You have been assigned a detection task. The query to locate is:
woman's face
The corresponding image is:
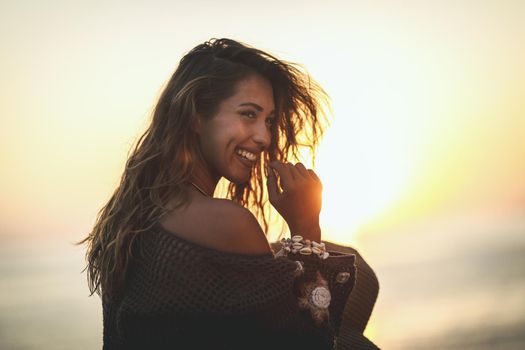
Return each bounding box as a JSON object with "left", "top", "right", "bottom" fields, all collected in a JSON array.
[{"left": 197, "top": 74, "right": 275, "bottom": 185}]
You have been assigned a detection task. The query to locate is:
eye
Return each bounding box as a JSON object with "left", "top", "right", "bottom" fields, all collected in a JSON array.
[
  {"left": 240, "top": 110, "right": 257, "bottom": 119},
  {"left": 266, "top": 117, "right": 275, "bottom": 127}
]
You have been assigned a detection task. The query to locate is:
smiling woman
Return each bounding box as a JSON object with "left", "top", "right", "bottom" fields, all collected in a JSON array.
[
  {"left": 196, "top": 74, "right": 275, "bottom": 186},
  {"left": 79, "top": 38, "right": 379, "bottom": 349}
]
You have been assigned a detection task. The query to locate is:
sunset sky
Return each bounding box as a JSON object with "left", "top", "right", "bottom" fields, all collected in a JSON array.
[
  {"left": 1, "top": 0, "right": 524, "bottom": 244},
  {"left": 1, "top": 1, "right": 525, "bottom": 348}
]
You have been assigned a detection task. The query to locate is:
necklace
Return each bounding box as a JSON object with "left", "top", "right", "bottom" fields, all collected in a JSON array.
[{"left": 190, "top": 182, "right": 211, "bottom": 197}]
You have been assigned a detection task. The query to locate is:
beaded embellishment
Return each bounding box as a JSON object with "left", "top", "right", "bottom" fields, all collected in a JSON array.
[
  {"left": 297, "top": 271, "right": 331, "bottom": 326},
  {"left": 278, "top": 236, "right": 330, "bottom": 259},
  {"left": 335, "top": 271, "right": 351, "bottom": 284}
]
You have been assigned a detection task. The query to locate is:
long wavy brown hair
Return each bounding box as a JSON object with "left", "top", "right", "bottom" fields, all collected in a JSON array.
[{"left": 80, "top": 38, "right": 330, "bottom": 302}]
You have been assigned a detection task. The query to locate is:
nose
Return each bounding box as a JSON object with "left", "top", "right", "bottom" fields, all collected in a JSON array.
[{"left": 252, "top": 120, "right": 271, "bottom": 151}]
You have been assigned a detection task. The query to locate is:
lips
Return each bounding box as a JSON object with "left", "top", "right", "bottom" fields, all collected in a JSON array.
[
  {"left": 235, "top": 151, "right": 255, "bottom": 168},
  {"left": 235, "top": 147, "right": 259, "bottom": 166},
  {"left": 235, "top": 147, "right": 257, "bottom": 161}
]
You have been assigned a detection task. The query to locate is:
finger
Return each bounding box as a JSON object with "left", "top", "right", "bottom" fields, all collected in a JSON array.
[
  {"left": 307, "top": 169, "right": 322, "bottom": 183},
  {"left": 294, "top": 162, "right": 310, "bottom": 179},
  {"left": 266, "top": 166, "right": 280, "bottom": 201},
  {"left": 270, "top": 161, "right": 294, "bottom": 189},
  {"left": 286, "top": 162, "right": 301, "bottom": 180}
]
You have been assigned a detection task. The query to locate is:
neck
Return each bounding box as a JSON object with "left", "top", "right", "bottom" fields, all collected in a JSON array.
[
  {"left": 190, "top": 182, "right": 211, "bottom": 197},
  {"left": 190, "top": 158, "right": 219, "bottom": 198}
]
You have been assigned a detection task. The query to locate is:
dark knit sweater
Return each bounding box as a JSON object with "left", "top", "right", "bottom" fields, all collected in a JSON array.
[{"left": 102, "top": 224, "right": 377, "bottom": 349}]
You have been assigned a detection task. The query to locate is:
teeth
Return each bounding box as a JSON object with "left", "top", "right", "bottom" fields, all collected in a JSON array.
[{"left": 236, "top": 148, "right": 256, "bottom": 161}]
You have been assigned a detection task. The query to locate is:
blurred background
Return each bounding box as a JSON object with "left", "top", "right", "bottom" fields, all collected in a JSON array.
[{"left": 1, "top": 0, "right": 524, "bottom": 348}]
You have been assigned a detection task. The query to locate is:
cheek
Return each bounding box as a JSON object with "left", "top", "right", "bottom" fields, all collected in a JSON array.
[
  {"left": 201, "top": 130, "right": 234, "bottom": 161},
  {"left": 200, "top": 118, "right": 247, "bottom": 158},
  {"left": 224, "top": 123, "right": 248, "bottom": 144}
]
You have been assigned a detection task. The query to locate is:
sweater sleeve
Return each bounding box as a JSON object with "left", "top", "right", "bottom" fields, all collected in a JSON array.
[
  {"left": 281, "top": 249, "right": 357, "bottom": 335},
  {"left": 320, "top": 241, "right": 381, "bottom": 350},
  {"left": 271, "top": 240, "right": 381, "bottom": 350},
  {"left": 198, "top": 245, "right": 357, "bottom": 348}
]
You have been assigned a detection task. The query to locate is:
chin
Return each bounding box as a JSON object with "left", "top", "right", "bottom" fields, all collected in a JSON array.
[{"left": 226, "top": 171, "right": 252, "bottom": 186}]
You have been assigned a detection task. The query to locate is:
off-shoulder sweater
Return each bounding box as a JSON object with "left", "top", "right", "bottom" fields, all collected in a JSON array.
[{"left": 102, "top": 224, "right": 379, "bottom": 349}]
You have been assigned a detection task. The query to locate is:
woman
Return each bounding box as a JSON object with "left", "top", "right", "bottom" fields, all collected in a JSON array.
[{"left": 81, "top": 38, "right": 379, "bottom": 349}]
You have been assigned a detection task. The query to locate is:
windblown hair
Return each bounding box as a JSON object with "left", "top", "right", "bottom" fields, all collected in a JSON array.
[{"left": 80, "top": 38, "right": 330, "bottom": 302}]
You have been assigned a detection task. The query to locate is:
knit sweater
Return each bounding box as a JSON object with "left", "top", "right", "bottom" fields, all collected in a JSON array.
[{"left": 102, "top": 224, "right": 379, "bottom": 349}]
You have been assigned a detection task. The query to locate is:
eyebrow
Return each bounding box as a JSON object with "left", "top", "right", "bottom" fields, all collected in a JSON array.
[
  {"left": 238, "top": 102, "right": 275, "bottom": 114},
  {"left": 239, "top": 102, "right": 263, "bottom": 111}
]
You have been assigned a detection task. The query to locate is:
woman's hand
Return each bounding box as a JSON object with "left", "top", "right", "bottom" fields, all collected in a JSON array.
[{"left": 266, "top": 161, "right": 323, "bottom": 242}]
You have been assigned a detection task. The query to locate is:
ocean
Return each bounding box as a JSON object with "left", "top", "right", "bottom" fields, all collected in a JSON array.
[{"left": 1, "top": 208, "right": 524, "bottom": 349}]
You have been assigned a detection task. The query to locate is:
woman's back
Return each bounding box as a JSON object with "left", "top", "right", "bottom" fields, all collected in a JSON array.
[
  {"left": 159, "top": 191, "right": 272, "bottom": 255},
  {"left": 103, "top": 223, "right": 343, "bottom": 349}
]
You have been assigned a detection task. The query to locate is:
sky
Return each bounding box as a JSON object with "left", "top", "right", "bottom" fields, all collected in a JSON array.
[
  {"left": 1, "top": 1, "right": 525, "bottom": 348},
  {"left": 1, "top": 0, "right": 524, "bottom": 245}
]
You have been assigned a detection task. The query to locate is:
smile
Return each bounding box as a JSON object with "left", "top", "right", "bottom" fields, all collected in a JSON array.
[{"left": 236, "top": 148, "right": 257, "bottom": 162}]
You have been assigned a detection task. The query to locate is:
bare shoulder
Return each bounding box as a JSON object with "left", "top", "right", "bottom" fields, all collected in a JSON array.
[
  {"left": 161, "top": 197, "right": 272, "bottom": 256},
  {"left": 204, "top": 199, "right": 272, "bottom": 256}
]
